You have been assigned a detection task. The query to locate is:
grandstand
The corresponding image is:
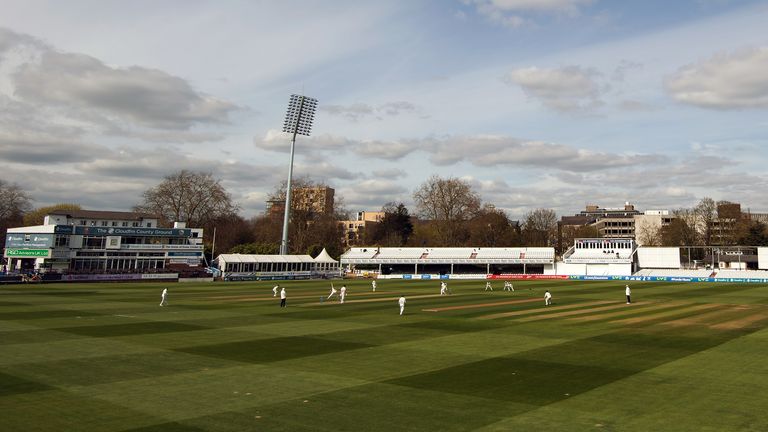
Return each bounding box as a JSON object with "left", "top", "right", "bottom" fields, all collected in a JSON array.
[
  {"left": 339, "top": 243, "right": 767, "bottom": 281},
  {"left": 557, "top": 239, "right": 635, "bottom": 276},
  {"left": 341, "top": 246, "right": 556, "bottom": 277}
]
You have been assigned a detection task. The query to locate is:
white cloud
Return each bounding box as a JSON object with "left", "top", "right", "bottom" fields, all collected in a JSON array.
[
  {"left": 356, "top": 140, "right": 415, "bottom": 160},
  {"left": 321, "top": 100, "right": 417, "bottom": 121},
  {"left": 666, "top": 46, "right": 768, "bottom": 109},
  {"left": 255, "top": 130, "right": 354, "bottom": 154},
  {"left": 506, "top": 66, "right": 604, "bottom": 112},
  {"left": 466, "top": 0, "right": 595, "bottom": 27},
  {"left": 339, "top": 179, "right": 409, "bottom": 209},
  {"left": 13, "top": 50, "right": 239, "bottom": 130},
  {"left": 419, "top": 135, "right": 664, "bottom": 172}
]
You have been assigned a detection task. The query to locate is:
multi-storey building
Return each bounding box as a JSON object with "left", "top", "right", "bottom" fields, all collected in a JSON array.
[
  {"left": 561, "top": 204, "right": 674, "bottom": 245},
  {"left": 3, "top": 210, "right": 203, "bottom": 275},
  {"left": 266, "top": 186, "right": 335, "bottom": 216},
  {"left": 339, "top": 211, "right": 385, "bottom": 246}
]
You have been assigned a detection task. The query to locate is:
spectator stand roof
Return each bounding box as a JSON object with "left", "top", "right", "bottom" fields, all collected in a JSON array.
[{"left": 340, "top": 247, "right": 555, "bottom": 265}]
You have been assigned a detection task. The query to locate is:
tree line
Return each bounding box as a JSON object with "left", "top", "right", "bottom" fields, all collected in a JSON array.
[{"left": 2, "top": 172, "right": 767, "bottom": 260}]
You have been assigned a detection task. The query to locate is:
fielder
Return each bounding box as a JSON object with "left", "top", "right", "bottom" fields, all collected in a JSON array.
[
  {"left": 544, "top": 290, "right": 552, "bottom": 306},
  {"left": 485, "top": 281, "right": 493, "bottom": 291},
  {"left": 371, "top": 280, "right": 377, "bottom": 292},
  {"left": 272, "top": 285, "right": 279, "bottom": 297},
  {"left": 440, "top": 281, "right": 447, "bottom": 296},
  {"left": 280, "top": 287, "right": 287, "bottom": 307},
  {"left": 625, "top": 284, "right": 631, "bottom": 304},
  {"left": 327, "top": 283, "right": 338, "bottom": 300},
  {"left": 159, "top": 288, "right": 168, "bottom": 306},
  {"left": 340, "top": 285, "right": 347, "bottom": 304},
  {"left": 398, "top": 295, "right": 406, "bottom": 316},
  {"left": 503, "top": 281, "right": 514, "bottom": 292}
]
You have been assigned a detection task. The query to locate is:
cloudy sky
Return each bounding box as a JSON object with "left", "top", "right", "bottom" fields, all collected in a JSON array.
[{"left": 1, "top": 0, "right": 767, "bottom": 220}]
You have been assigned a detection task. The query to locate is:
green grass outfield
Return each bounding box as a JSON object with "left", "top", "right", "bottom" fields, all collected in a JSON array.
[{"left": 2, "top": 279, "right": 768, "bottom": 431}]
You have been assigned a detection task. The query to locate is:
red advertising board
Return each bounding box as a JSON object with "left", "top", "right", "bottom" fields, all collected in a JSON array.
[{"left": 487, "top": 274, "right": 568, "bottom": 280}]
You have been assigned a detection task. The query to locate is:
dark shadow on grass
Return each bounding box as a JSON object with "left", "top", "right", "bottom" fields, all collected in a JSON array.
[
  {"left": 387, "top": 324, "right": 762, "bottom": 407},
  {"left": 0, "top": 309, "right": 102, "bottom": 320},
  {"left": 0, "top": 371, "right": 54, "bottom": 397},
  {"left": 55, "top": 321, "right": 210, "bottom": 337},
  {"left": 175, "top": 336, "right": 373, "bottom": 364}
]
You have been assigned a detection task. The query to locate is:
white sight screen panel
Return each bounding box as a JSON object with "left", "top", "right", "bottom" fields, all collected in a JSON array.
[{"left": 637, "top": 247, "right": 681, "bottom": 269}]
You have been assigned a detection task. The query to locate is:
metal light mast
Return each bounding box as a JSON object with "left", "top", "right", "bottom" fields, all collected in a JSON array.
[{"left": 280, "top": 94, "right": 318, "bottom": 255}]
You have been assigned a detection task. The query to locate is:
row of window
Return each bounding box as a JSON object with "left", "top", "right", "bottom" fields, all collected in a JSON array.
[
  {"left": 77, "top": 220, "right": 152, "bottom": 228},
  {"left": 71, "top": 258, "right": 166, "bottom": 271},
  {"left": 76, "top": 251, "right": 166, "bottom": 257},
  {"left": 223, "top": 262, "right": 318, "bottom": 272}
]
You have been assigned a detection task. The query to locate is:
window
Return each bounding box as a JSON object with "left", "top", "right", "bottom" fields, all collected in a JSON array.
[
  {"left": 122, "top": 222, "right": 128, "bottom": 227},
  {"left": 112, "top": 221, "right": 118, "bottom": 226},
  {"left": 146, "top": 223, "right": 152, "bottom": 228},
  {"left": 132, "top": 222, "right": 140, "bottom": 227},
  {"left": 101, "top": 221, "right": 108, "bottom": 226},
  {"left": 80, "top": 220, "right": 86, "bottom": 226}
]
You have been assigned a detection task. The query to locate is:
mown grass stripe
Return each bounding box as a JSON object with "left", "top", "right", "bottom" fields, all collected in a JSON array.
[
  {"left": 422, "top": 297, "right": 541, "bottom": 312},
  {"left": 516, "top": 302, "right": 652, "bottom": 322},
  {"left": 568, "top": 301, "right": 688, "bottom": 322},
  {"left": 476, "top": 300, "right": 615, "bottom": 320},
  {"left": 610, "top": 303, "right": 721, "bottom": 325},
  {"left": 661, "top": 305, "right": 752, "bottom": 327},
  {"left": 710, "top": 311, "right": 768, "bottom": 330}
]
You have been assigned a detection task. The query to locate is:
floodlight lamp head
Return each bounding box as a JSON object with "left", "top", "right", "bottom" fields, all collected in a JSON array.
[{"left": 282, "top": 94, "right": 318, "bottom": 137}]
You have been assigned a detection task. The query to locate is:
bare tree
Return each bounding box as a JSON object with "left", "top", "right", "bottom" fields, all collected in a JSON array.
[
  {"left": 467, "top": 204, "right": 520, "bottom": 247},
  {"left": 522, "top": 208, "right": 557, "bottom": 246},
  {"left": 635, "top": 219, "right": 662, "bottom": 246},
  {"left": 413, "top": 175, "right": 481, "bottom": 246},
  {"left": 134, "top": 170, "right": 239, "bottom": 227},
  {"left": 559, "top": 224, "right": 600, "bottom": 251},
  {"left": 662, "top": 209, "right": 699, "bottom": 246},
  {"left": 0, "top": 180, "right": 32, "bottom": 250},
  {"left": 0, "top": 180, "right": 32, "bottom": 221},
  {"left": 694, "top": 197, "right": 717, "bottom": 245}
]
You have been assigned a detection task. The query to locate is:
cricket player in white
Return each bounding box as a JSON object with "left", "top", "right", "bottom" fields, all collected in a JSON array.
[
  {"left": 625, "top": 285, "right": 631, "bottom": 304},
  {"left": 485, "top": 281, "right": 493, "bottom": 291},
  {"left": 371, "top": 280, "right": 377, "bottom": 292},
  {"left": 280, "top": 287, "right": 287, "bottom": 307},
  {"left": 440, "top": 281, "right": 447, "bottom": 296},
  {"left": 272, "top": 285, "right": 279, "bottom": 297},
  {"left": 327, "top": 283, "right": 338, "bottom": 300},
  {"left": 340, "top": 285, "right": 347, "bottom": 304},
  {"left": 544, "top": 290, "right": 552, "bottom": 306},
  {"left": 159, "top": 288, "right": 168, "bottom": 306},
  {"left": 398, "top": 296, "right": 406, "bottom": 315},
  {"left": 503, "top": 281, "right": 514, "bottom": 292}
]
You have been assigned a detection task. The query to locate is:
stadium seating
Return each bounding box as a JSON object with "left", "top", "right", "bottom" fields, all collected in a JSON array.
[
  {"left": 474, "top": 248, "right": 523, "bottom": 259},
  {"left": 424, "top": 248, "right": 473, "bottom": 259},
  {"left": 633, "top": 269, "right": 712, "bottom": 278},
  {"left": 341, "top": 248, "right": 378, "bottom": 259},
  {"left": 374, "top": 248, "right": 427, "bottom": 259},
  {"left": 714, "top": 269, "right": 768, "bottom": 279},
  {"left": 568, "top": 249, "right": 632, "bottom": 260},
  {"left": 524, "top": 248, "right": 556, "bottom": 260}
]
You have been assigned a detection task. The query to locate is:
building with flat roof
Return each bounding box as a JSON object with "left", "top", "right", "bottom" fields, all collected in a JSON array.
[
  {"left": 339, "top": 211, "right": 384, "bottom": 246},
  {"left": 266, "top": 186, "right": 335, "bottom": 217},
  {"left": 3, "top": 210, "right": 203, "bottom": 275}
]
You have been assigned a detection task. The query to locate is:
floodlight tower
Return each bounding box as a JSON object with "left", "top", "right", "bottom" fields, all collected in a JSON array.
[{"left": 280, "top": 94, "right": 318, "bottom": 255}]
